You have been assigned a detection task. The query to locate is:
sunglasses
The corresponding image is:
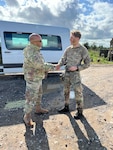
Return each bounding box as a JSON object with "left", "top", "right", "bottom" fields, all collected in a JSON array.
[
  {"left": 38, "top": 40, "right": 42, "bottom": 42},
  {"left": 33, "top": 40, "right": 42, "bottom": 42}
]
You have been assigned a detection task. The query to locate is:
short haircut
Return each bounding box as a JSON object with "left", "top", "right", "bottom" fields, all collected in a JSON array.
[
  {"left": 29, "top": 33, "right": 41, "bottom": 41},
  {"left": 71, "top": 30, "right": 81, "bottom": 39}
]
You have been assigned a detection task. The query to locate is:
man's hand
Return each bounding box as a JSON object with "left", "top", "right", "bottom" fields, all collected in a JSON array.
[
  {"left": 55, "top": 64, "right": 60, "bottom": 70},
  {"left": 68, "top": 66, "right": 78, "bottom": 71}
]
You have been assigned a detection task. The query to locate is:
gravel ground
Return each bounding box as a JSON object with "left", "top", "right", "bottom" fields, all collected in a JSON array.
[{"left": 0, "top": 65, "right": 113, "bottom": 150}]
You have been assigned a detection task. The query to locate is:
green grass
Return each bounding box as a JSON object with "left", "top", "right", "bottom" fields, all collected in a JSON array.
[{"left": 89, "top": 50, "right": 113, "bottom": 64}]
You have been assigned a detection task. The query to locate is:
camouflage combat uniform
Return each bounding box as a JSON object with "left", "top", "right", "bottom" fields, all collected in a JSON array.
[
  {"left": 58, "top": 44, "right": 90, "bottom": 109},
  {"left": 23, "top": 44, "right": 54, "bottom": 114}
]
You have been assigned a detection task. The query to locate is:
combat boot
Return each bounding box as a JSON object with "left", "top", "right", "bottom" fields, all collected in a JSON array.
[
  {"left": 58, "top": 104, "right": 69, "bottom": 113},
  {"left": 35, "top": 105, "right": 49, "bottom": 114},
  {"left": 74, "top": 108, "right": 83, "bottom": 119},
  {"left": 23, "top": 113, "right": 34, "bottom": 128}
]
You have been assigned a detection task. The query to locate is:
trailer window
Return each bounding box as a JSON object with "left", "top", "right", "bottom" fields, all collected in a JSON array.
[
  {"left": 4, "top": 32, "right": 30, "bottom": 50},
  {"left": 40, "top": 34, "right": 62, "bottom": 50},
  {"left": 4, "top": 32, "right": 62, "bottom": 50}
]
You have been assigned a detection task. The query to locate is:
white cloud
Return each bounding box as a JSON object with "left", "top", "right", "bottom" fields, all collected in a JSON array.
[
  {"left": 40, "top": 0, "right": 75, "bottom": 16},
  {"left": 73, "top": 1, "right": 113, "bottom": 47},
  {"left": 1, "top": 0, "right": 77, "bottom": 28},
  {"left": 0, "top": 0, "right": 113, "bottom": 47},
  {"left": 4, "top": 0, "right": 19, "bottom": 7}
]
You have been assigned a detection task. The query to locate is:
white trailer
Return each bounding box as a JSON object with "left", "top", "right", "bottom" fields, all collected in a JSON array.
[{"left": 0, "top": 20, "right": 70, "bottom": 74}]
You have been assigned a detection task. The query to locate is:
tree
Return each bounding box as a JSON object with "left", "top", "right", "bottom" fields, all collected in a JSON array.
[
  {"left": 91, "top": 42, "right": 97, "bottom": 50},
  {"left": 84, "top": 42, "right": 90, "bottom": 49}
]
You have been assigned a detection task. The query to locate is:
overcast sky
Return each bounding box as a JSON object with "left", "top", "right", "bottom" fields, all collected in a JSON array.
[{"left": 0, "top": 0, "right": 113, "bottom": 47}]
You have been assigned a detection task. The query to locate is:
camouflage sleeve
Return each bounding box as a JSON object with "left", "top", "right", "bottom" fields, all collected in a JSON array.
[
  {"left": 28, "top": 56, "right": 45, "bottom": 71},
  {"left": 44, "top": 62, "right": 55, "bottom": 72},
  {"left": 77, "top": 47, "right": 90, "bottom": 71},
  {"left": 58, "top": 48, "right": 68, "bottom": 66},
  {"left": 24, "top": 47, "right": 45, "bottom": 70}
]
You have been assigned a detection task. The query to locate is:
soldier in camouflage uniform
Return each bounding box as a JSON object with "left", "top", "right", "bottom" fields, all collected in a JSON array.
[
  {"left": 56, "top": 30, "right": 90, "bottom": 119},
  {"left": 108, "top": 38, "right": 113, "bottom": 61},
  {"left": 110, "top": 38, "right": 113, "bottom": 49},
  {"left": 23, "top": 33, "right": 55, "bottom": 127}
]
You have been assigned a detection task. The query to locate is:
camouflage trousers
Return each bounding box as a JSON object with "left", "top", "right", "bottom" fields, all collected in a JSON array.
[
  {"left": 64, "top": 71, "right": 83, "bottom": 109},
  {"left": 24, "top": 80, "right": 42, "bottom": 114}
]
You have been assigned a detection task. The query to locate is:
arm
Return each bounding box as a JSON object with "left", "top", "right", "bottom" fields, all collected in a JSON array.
[
  {"left": 44, "top": 62, "right": 55, "bottom": 72},
  {"left": 56, "top": 48, "right": 68, "bottom": 70},
  {"left": 77, "top": 48, "right": 90, "bottom": 71},
  {"left": 68, "top": 47, "right": 90, "bottom": 72}
]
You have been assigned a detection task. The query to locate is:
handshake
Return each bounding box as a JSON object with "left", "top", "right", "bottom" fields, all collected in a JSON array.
[{"left": 54, "top": 64, "right": 60, "bottom": 70}]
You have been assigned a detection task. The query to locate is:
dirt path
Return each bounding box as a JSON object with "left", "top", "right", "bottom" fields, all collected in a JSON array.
[{"left": 0, "top": 65, "right": 113, "bottom": 150}]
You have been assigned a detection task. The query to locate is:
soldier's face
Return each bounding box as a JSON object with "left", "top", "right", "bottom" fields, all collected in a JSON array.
[
  {"left": 70, "top": 34, "right": 79, "bottom": 45},
  {"left": 32, "top": 36, "right": 42, "bottom": 48}
]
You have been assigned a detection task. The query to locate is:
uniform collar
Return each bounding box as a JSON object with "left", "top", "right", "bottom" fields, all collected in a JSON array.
[{"left": 70, "top": 44, "right": 81, "bottom": 49}]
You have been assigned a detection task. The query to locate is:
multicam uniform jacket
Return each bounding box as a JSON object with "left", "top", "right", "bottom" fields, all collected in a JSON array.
[
  {"left": 23, "top": 44, "right": 54, "bottom": 82},
  {"left": 58, "top": 44, "right": 90, "bottom": 71}
]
